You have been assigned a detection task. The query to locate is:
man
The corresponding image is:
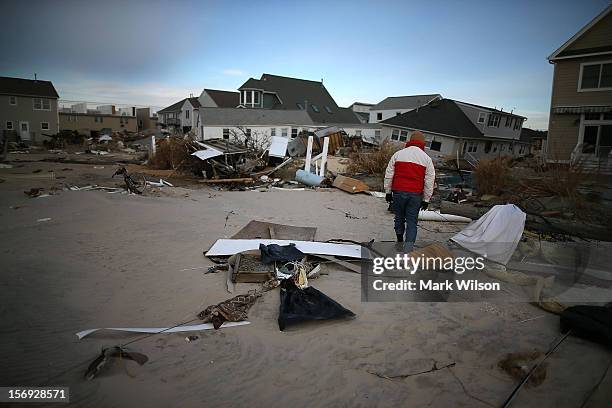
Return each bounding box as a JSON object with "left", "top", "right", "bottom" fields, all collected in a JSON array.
[{"left": 384, "top": 131, "right": 435, "bottom": 251}]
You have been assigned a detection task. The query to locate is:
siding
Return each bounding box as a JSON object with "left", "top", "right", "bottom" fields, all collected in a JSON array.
[
  {"left": 551, "top": 56, "right": 612, "bottom": 107},
  {"left": 566, "top": 12, "right": 612, "bottom": 51},
  {"left": 547, "top": 113, "right": 579, "bottom": 161}
]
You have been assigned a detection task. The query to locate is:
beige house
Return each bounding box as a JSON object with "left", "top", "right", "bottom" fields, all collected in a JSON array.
[
  {"left": 59, "top": 112, "right": 137, "bottom": 136},
  {"left": 0, "top": 76, "right": 59, "bottom": 144},
  {"left": 547, "top": 5, "right": 612, "bottom": 172},
  {"left": 136, "top": 107, "right": 158, "bottom": 131}
]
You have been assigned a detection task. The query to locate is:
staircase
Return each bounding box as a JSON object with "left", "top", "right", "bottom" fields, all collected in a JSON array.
[{"left": 571, "top": 143, "right": 612, "bottom": 174}]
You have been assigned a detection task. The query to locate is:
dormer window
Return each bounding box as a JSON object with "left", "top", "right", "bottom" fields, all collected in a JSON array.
[
  {"left": 311, "top": 104, "right": 320, "bottom": 113},
  {"left": 477, "top": 112, "right": 486, "bottom": 124},
  {"left": 324, "top": 106, "right": 332, "bottom": 114},
  {"left": 240, "top": 90, "right": 262, "bottom": 107}
]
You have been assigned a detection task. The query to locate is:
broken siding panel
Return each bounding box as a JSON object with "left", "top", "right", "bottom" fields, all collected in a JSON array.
[{"left": 551, "top": 57, "right": 612, "bottom": 107}]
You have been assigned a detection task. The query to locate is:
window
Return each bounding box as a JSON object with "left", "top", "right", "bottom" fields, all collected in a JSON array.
[
  {"left": 391, "top": 129, "right": 400, "bottom": 141},
  {"left": 41, "top": 122, "right": 49, "bottom": 130},
  {"left": 377, "top": 112, "right": 383, "bottom": 121},
  {"left": 492, "top": 143, "right": 498, "bottom": 153},
  {"left": 430, "top": 141, "right": 442, "bottom": 151},
  {"left": 505, "top": 116, "right": 513, "bottom": 128},
  {"left": 467, "top": 141, "right": 478, "bottom": 153},
  {"left": 9, "top": 96, "right": 16, "bottom": 105},
  {"left": 6, "top": 121, "right": 13, "bottom": 130},
  {"left": 246, "top": 92, "right": 252, "bottom": 104},
  {"left": 579, "top": 61, "right": 612, "bottom": 90},
  {"left": 245, "top": 128, "right": 252, "bottom": 138},
  {"left": 33, "top": 98, "right": 50, "bottom": 111},
  {"left": 281, "top": 128, "right": 288, "bottom": 137},
  {"left": 399, "top": 130, "right": 408, "bottom": 142},
  {"left": 94, "top": 116, "right": 104, "bottom": 123},
  {"left": 253, "top": 91, "right": 260, "bottom": 105},
  {"left": 477, "top": 112, "right": 486, "bottom": 124},
  {"left": 487, "top": 114, "right": 500, "bottom": 127},
  {"left": 296, "top": 103, "right": 303, "bottom": 110},
  {"left": 185, "top": 110, "right": 190, "bottom": 119},
  {"left": 223, "top": 128, "right": 229, "bottom": 139},
  {"left": 291, "top": 128, "right": 298, "bottom": 138},
  {"left": 500, "top": 144, "right": 506, "bottom": 152},
  {"left": 311, "top": 104, "right": 320, "bottom": 113},
  {"left": 513, "top": 118, "right": 522, "bottom": 130},
  {"left": 355, "top": 130, "right": 362, "bottom": 137},
  {"left": 271, "top": 128, "right": 276, "bottom": 137},
  {"left": 374, "top": 130, "right": 381, "bottom": 139},
  {"left": 324, "top": 106, "right": 332, "bottom": 114}
]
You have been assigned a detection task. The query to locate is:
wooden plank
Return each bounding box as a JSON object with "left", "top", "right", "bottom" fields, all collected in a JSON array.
[{"left": 332, "top": 174, "right": 370, "bottom": 194}]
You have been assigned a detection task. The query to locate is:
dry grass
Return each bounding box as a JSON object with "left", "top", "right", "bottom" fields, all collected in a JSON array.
[
  {"left": 530, "top": 164, "right": 589, "bottom": 198},
  {"left": 346, "top": 140, "right": 401, "bottom": 175},
  {"left": 473, "top": 156, "right": 513, "bottom": 195},
  {"left": 149, "top": 137, "right": 199, "bottom": 172}
]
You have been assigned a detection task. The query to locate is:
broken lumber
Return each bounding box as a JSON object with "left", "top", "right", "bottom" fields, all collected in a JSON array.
[
  {"left": 332, "top": 175, "right": 369, "bottom": 194},
  {"left": 198, "top": 177, "right": 254, "bottom": 184}
]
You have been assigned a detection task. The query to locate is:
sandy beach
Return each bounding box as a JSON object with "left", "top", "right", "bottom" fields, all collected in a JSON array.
[{"left": 0, "top": 158, "right": 610, "bottom": 407}]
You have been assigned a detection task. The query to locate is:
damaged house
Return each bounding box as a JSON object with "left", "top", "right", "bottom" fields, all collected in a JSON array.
[{"left": 379, "top": 98, "right": 530, "bottom": 162}]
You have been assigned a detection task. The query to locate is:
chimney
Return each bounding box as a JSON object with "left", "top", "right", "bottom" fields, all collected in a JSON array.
[{"left": 34, "top": 73, "right": 37, "bottom": 81}]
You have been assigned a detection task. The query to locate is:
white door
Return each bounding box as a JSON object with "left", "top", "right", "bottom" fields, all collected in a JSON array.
[{"left": 19, "top": 121, "right": 30, "bottom": 141}]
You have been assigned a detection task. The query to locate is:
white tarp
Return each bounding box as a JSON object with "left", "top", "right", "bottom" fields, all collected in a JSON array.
[
  {"left": 76, "top": 321, "right": 250, "bottom": 340},
  {"left": 450, "top": 204, "right": 526, "bottom": 265},
  {"left": 269, "top": 136, "right": 289, "bottom": 158},
  {"left": 192, "top": 147, "right": 223, "bottom": 161},
  {"left": 206, "top": 239, "right": 365, "bottom": 258}
]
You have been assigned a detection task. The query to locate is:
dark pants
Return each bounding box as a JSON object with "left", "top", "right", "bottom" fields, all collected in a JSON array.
[{"left": 392, "top": 191, "right": 422, "bottom": 251}]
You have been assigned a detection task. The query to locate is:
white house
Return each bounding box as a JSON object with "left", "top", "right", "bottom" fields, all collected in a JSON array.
[{"left": 369, "top": 94, "right": 441, "bottom": 123}]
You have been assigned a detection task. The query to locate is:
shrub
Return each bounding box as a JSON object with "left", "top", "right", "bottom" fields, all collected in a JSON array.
[
  {"left": 473, "top": 156, "right": 512, "bottom": 195},
  {"left": 346, "top": 140, "right": 401, "bottom": 175}
]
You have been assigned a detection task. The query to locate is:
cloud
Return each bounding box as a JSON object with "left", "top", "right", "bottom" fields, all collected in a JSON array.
[
  {"left": 222, "top": 69, "right": 245, "bottom": 77},
  {"left": 55, "top": 79, "right": 201, "bottom": 111}
]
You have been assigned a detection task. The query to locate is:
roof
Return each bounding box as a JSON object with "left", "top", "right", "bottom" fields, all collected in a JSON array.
[
  {"left": 380, "top": 99, "right": 485, "bottom": 139},
  {"left": 548, "top": 5, "right": 612, "bottom": 61},
  {"left": 0, "top": 76, "right": 59, "bottom": 98},
  {"left": 187, "top": 97, "right": 201, "bottom": 108},
  {"left": 59, "top": 112, "right": 136, "bottom": 118},
  {"left": 371, "top": 94, "right": 441, "bottom": 111},
  {"left": 349, "top": 102, "right": 375, "bottom": 108},
  {"left": 199, "top": 107, "right": 314, "bottom": 126},
  {"left": 453, "top": 100, "right": 526, "bottom": 119},
  {"left": 204, "top": 89, "right": 240, "bottom": 108},
  {"left": 238, "top": 74, "right": 361, "bottom": 124},
  {"left": 520, "top": 128, "right": 547, "bottom": 143},
  {"left": 354, "top": 112, "right": 369, "bottom": 122},
  {"left": 158, "top": 98, "right": 187, "bottom": 113}
]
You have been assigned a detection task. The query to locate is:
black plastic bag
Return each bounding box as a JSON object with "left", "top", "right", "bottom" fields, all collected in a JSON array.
[
  {"left": 560, "top": 305, "right": 612, "bottom": 348},
  {"left": 259, "top": 243, "right": 305, "bottom": 265},
  {"left": 278, "top": 280, "right": 355, "bottom": 331}
]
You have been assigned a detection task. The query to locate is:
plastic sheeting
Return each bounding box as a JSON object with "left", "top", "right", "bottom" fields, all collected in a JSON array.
[{"left": 450, "top": 204, "right": 526, "bottom": 265}]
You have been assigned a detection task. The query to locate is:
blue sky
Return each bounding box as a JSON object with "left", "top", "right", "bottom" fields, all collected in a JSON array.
[{"left": 1, "top": 0, "right": 609, "bottom": 129}]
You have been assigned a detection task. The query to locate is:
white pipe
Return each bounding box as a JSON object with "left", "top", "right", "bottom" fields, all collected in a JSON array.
[
  {"left": 151, "top": 135, "right": 156, "bottom": 156},
  {"left": 304, "top": 135, "right": 313, "bottom": 172}
]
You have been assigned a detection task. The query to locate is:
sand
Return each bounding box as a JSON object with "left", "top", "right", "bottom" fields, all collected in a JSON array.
[{"left": 0, "top": 157, "right": 611, "bottom": 407}]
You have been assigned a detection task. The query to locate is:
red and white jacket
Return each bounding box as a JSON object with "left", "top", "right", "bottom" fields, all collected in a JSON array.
[{"left": 384, "top": 141, "right": 435, "bottom": 202}]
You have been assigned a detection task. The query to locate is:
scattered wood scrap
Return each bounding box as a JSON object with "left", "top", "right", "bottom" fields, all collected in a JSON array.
[{"left": 332, "top": 175, "right": 369, "bottom": 194}]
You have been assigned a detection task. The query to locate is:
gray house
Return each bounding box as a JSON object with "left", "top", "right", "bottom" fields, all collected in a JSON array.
[
  {"left": 0, "top": 76, "right": 59, "bottom": 144},
  {"left": 380, "top": 98, "right": 530, "bottom": 162}
]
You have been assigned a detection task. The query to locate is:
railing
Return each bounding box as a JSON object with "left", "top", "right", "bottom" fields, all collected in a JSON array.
[{"left": 464, "top": 151, "right": 479, "bottom": 168}]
